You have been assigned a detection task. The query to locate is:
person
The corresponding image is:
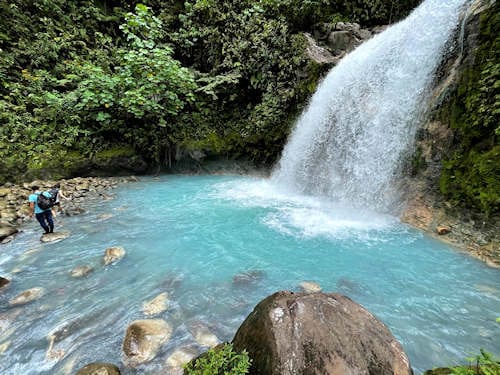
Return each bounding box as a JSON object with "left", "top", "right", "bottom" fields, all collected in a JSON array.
[
  {"left": 28, "top": 185, "right": 54, "bottom": 234},
  {"left": 49, "top": 183, "right": 69, "bottom": 216}
]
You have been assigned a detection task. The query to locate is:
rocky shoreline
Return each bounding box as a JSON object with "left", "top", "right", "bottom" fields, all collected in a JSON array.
[{"left": 0, "top": 176, "right": 139, "bottom": 243}]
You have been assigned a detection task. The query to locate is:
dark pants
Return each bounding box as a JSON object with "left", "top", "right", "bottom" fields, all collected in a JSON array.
[{"left": 35, "top": 210, "right": 54, "bottom": 234}]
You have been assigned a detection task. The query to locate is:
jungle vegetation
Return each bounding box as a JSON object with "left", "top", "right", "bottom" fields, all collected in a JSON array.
[{"left": 1, "top": 0, "right": 497, "bottom": 215}]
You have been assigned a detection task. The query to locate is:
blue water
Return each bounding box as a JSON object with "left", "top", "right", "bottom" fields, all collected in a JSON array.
[{"left": 0, "top": 175, "right": 498, "bottom": 374}]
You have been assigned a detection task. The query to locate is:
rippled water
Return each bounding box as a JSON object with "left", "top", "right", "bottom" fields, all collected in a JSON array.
[{"left": 0, "top": 175, "right": 499, "bottom": 374}]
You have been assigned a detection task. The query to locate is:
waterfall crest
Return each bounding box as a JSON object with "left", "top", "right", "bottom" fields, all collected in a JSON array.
[{"left": 272, "top": 0, "right": 469, "bottom": 213}]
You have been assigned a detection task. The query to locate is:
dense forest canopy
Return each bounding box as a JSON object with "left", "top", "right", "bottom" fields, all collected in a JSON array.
[{"left": 1, "top": 0, "right": 497, "bottom": 215}]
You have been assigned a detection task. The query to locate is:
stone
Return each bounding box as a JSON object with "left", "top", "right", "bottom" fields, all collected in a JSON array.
[
  {"left": 0, "top": 340, "right": 10, "bottom": 355},
  {"left": 76, "top": 362, "right": 121, "bottom": 375},
  {"left": 299, "top": 280, "right": 321, "bottom": 293},
  {"left": 122, "top": 319, "right": 172, "bottom": 366},
  {"left": 70, "top": 265, "right": 93, "bottom": 278},
  {"left": 232, "top": 270, "right": 266, "bottom": 286},
  {"left": 191, "top": 325, "right": 220, "bottom": 348},
  {"left": 97, "top": 213, "right": 113, "bottom": 221},
  {"left": 304, "top": 33, "right": 341, "bottom": 65},
  {"left": 103, "top": 246, "right": 125, "bottom": 265},
  {"left": 143, "top": 292, "right": 169, "bottom": 316},
  {"left": 165, "top": 347, "right": 198, "bottom": 372},
  {"left": 436, "top": 225, "right": 451, "bottom": 235},
  {"left": 0, "top": 224, "right": 18, "bottom": 241},
  {"left": 9, "top": 287, "right": 44, "bottom": 306},
  {"left": 0, "top": 276, "right": 9, "bottom": 290},
  {"left": 328, "top": 30, "right": 359, "bottom": 54},
  {"left": 40, "top": 231, "right": 70, "bottom": 243},
  {"left": 232, "top": 291, "right": 412, "bottom": 375}
]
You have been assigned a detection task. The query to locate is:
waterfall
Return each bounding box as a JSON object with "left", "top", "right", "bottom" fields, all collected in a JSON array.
[{"left": 272, "top": 0, "right": 469, "bottom": 213}]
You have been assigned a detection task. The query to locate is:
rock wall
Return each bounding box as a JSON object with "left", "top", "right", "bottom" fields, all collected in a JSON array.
[{"left": 402, "top": 0, "right": 499, "bottom": 267}]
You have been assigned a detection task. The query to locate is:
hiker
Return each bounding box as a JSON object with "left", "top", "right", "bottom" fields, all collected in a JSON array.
[
  {"left": 28, "top": 185, "right": 54, "bottom": 234},
  {"left": 49, "top": 183, "right": 69, "bottom": 216}
]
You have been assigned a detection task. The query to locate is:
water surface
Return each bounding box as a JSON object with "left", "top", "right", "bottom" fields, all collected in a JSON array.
[{"left": 0, "top": 175, "right": 498, "bottom": 374}]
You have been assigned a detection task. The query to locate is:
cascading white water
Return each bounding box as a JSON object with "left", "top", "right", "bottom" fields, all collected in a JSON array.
[{"left": 272, "top": 0, "right": 469, "bottom": 213}]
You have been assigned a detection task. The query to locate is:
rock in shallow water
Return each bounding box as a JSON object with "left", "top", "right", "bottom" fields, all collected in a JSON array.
[
  {"left": 40, "top": 231, "right": 70, "bottom": 243},
  {"left": 165, "top": 347, "right": 198, "bottom": 373},
  {"left": 191, "top": 325, "right": 220, "bottom": 348},
  {"left": 122, "top": 319, "right": 172, "bottom": 366},
  {"left": 142, "top": 292, "right": 169, "bottom": 316},
  {"left": 0, "top": 276, "right": 9, "bottom": 291},
  {"left": 0, "top": 224, "right": 18, "bottom": 241},
  {"left": 299, "top": 280, "right": 322, "bottom": 293},
  {"left": 9, "top": 287, "right": 44, "bottom": 306},
  {"left": 76, "top": 362, "right": 121, "bottom": 375},
  {"left": 103, "top": 246, "right": 125, "bottom": 265},
  {"left": 70, "top": 265, "right": 93, "bottom": 278},
  {"left": 232, "top": 291, "right": 413, "bottom": 375}
]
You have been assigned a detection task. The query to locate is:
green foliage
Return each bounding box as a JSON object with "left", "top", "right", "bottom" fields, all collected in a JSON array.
[
  {"left": 184, "top": 343, "right": 251, "bottom": 375},
  {"left": 439, "top": 5, "right": 500, "bottom": 215},
  {"left": 450, "top": 349, "right": 500, "bottom": 375},
  {"left": 0, "top": 0, "right": 422, "bottom": 182}
]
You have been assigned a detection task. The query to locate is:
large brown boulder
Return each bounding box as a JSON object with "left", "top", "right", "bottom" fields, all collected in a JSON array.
[
  {"left": 232, "top": 291, "right": 412, "bottom": 375},
  {"left": 0, "top": 224, "right": 17, "bottom": 241},
  {"left": 122, "top": 319, "right": 172, "bottom": 366}
]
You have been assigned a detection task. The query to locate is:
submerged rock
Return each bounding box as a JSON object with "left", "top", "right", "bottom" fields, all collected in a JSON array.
[
  {"left": 9, "top": 287, "right": 44, "bottom": 306},
  {"left": 76, "top": 362, "right": 121, "bottom": 375},
  {"left": 103, "top": 246, "right": 125, "bottom": 265},
  {"left": 40, "top": 231, "right": 70, "bottom": 243},
  {"left": 97, "top": 213, "right": 114, "bottom": 221},
  {"left": 165, "top": 347, "right": 198, "bottom": 373},
  {"left": 299, "top": 280, "right": 321, "bottom": 293},
  {"left": 70, "top": 265, "right": 93, "bottom": 278},
  {"left": 232, "top": 270, "right": 266, "bottom": 286},
  {"left": 232, "top": 291, "right": 412, "bottom": 375},
  {"left": 122, "top": 319, "right": 172, "bottom": 366},
  {"left": 143, "top": 292, "right": 169, "bottom": 316},
  {"left": 0, "top": 340, "right": 10, "bottom": 355},
  {"left": 191, "top": 325, "right": 220, "bottom": 348}
]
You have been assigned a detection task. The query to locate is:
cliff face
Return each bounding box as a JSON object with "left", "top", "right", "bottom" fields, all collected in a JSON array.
[{"left": 402, "top": 0, "right": 499, "bottom": 267}]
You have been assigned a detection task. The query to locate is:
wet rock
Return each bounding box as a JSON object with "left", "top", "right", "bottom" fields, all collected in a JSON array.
[
  {"left": 9, "top": 287, "right": 45, "bottom": 306},
  {"left": 70, "top": 265, "right": 93, "bottom": 278},
  {"left": 165, "top": 347, "right": 198, "bottom": 373},
  {"left": 299, "top": 280, "right": 321, "bottom": 293},
  {"left": 304, "top": 33, "right": 341, "bottom": 65},
  {"left": 63, "top": 207, "right": 85, "bottom": 216},
  {"left": 103, "top": 246, "right": 125, "bottom": 265},
  {"left": 0, "top": 224, "right": 18, "bottom": 241},
  {"left": 0, "top": 309, "right": 22, "bottom": 334},
  {"left": 40, "top": 231, "right": 70, "bottom": 243},
  {"left": 0, "top": 340, "right": 10, "bottom": 355},
  {"left": 76, "top": 363, "right": 121, "bottom": 375},
  {"left": 191, "top": 325, "right": 220, "bottom": 348},
  {"left": 436, "top": 225, "right": 451, "bottom": 235},
  {"left": 143, "top": 292, "right": 169, "bottom": 316},
  {"left": 0, "top": 276, "right": 9, "bottom": 290},
  {"left": 232, "top": 270, "right": 266, "bottom": 286},
  {"left": 122, "top": 319, "right": 172, "bottom": 366},
  {"left": 97, "top": 213, "right": 114, "bottom": 221},
  {"left": 232, "top": 291, "right": 412, "bottom": 375}
]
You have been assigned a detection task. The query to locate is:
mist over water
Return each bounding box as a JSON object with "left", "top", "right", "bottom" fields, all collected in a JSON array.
[{"left": 272, "top": 0, "right": 469, "bottom": 213}]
